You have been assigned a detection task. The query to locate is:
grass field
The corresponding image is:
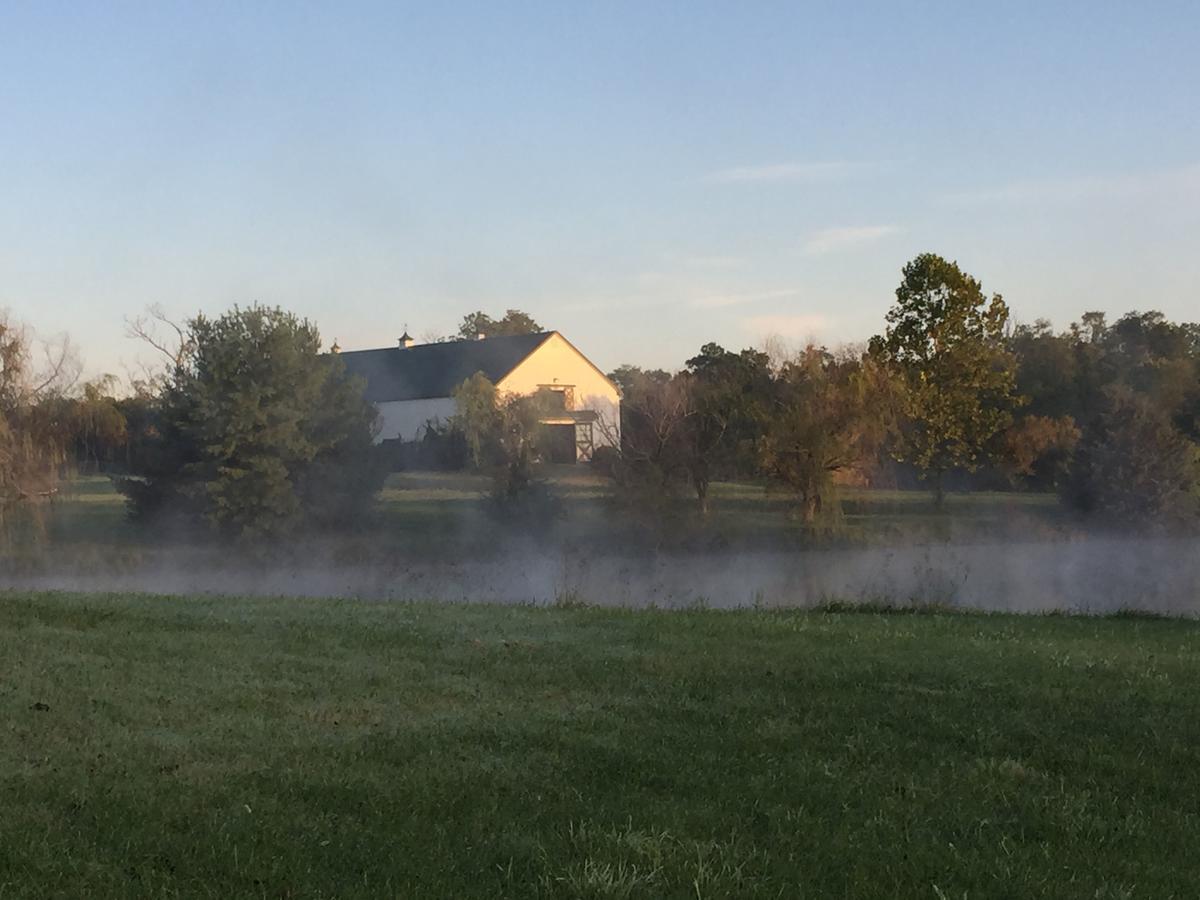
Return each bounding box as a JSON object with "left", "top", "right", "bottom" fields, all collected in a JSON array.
[{"left": 3, "top": 592, "right": 1198, "bottom": 897}]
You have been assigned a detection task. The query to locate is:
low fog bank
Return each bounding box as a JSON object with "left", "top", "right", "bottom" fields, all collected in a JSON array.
[{"left": 3, "top": 537, "right": 1199, "bottom": 615}]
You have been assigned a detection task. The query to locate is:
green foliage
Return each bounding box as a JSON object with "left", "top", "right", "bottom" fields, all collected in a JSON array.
[
  {"left": 589, "top": 443, "right": 620, "bottom": 477},
  {"left": 997, "top": 414, "right": 1081, "bottom": 489},
  {"left": 0, "top": 314, "right": 75, "bottom": 516},
  {"left": 115, "top": 391, "right": 163, "bottom": 474},
  {"left": 0, "top": 321, "right": 35, "bottom": 509},
  {"left": 119, "top": 305, "right": 384, "bottom": 538},
  {"left": 452, "top": 373, "right": 503, "bottom": 468},
  {"left": 1012, "top": 309, "right": 1200, "bottom": 519},
  {"left": 1016, "top": 310, "right": 1200, "bottom": 438},
  {"left": 683, "top": 343, "right": 774, "bottom": 509},
  {"left": 1062, "top": 388, "right": 1200, "bottom": 525},
  {"left": 612, "top": 344, "right": 900, "bottom": 529},
  {"left": 604, "top": 348, "right": 773, "bottom": 530},
  {"left": 606, "top": 363, "right": 671, "bottom": 396},
  {"left": 451, "top": 373, "right": 562, "bottom": 529},
  {"left": 1098, "top": 311, "right": 1200, "bottom": 440},
  {"left": 51, "top": 376, "right": 128, "bottom": 472},
  {"left": 871, "top": 254, "right": 1021, "bottom": 502},
  {"left": 605, "top": 371, "right": 694, "bottom": 530},
  {"left": 404, "top": 419, "right": 469, "bottom": 471},
  {"left": 685, "top": 344, "right": 773, "bottom": 463},
  {"left": 761, "top": 349, "right": 899, "bottom": 522},
  {"left": 456, "top": 308, "right": 542, "bottom": 340},
  {"left": 1008, "top": 319, "right": 1083, "bottom": 420}
]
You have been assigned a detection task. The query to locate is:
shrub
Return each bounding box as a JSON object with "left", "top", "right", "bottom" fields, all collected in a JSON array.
[{"left": 590, "top": 444, "right": 620, "bottom": 477}]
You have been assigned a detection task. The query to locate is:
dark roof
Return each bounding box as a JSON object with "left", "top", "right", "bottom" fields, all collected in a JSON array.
[{"left": 339, "top": 332, "right": 554, "bottom": 402}]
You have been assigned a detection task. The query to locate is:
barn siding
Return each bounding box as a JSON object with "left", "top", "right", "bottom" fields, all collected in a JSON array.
[
  {"left": 496, "top": 333, "right": 621, "bottom": 447},
  {"left": 374, "top": 397, "right": 457, "bottom": 443}
]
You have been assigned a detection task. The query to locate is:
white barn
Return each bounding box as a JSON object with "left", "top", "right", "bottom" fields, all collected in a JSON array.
[{"left": 339, "top": 331, "right": 620, "bottom": 462}]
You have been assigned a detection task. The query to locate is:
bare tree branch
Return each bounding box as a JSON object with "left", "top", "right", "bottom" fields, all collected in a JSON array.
[
  {"left": 28, "top": 332, "right": 81, "bottom": 399},
  {"left": 125, "top": 304, "right": 191, "bottom": 370}
]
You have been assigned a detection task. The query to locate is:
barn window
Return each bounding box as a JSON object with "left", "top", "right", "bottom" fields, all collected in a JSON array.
[{"left": 537, "top": 385, "right": 574, "bottom": 411}]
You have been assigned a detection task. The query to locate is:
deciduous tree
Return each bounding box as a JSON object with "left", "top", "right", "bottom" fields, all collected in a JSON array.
[
  {"left": 456, "top": 309, "right": 542, "bottom": 340},
  {"left": 450, "top": 374, "right": 560, "bottom": 527},
  {"left": 997, "top": 415, "right": 1080, "bottom": 490},
  {"left": 870, "top": 254, "right": 1021, "bottom": 506},
  {"left": 761, "top": 348, "right": 899, "bottom": 523},
  {"left": 683, "top": 343, "right": 773, "bottom": 510},
  {"left": 0, "top": 312, "right": 80, "bottom": 516}
]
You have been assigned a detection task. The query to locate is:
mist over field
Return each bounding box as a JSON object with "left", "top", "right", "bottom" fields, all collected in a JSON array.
[{"left": 4, "top": 532, "right": 1198, "bottom": 615}]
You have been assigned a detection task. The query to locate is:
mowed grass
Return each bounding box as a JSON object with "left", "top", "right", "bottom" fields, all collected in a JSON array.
[{"left": 2, "top": 593, "right": 1199, "bottom": 897}]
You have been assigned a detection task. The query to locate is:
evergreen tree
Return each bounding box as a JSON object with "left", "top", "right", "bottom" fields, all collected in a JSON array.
[
  {"left": 119, "top": 305, "right": 383, "bottom": 537},
  {"left": 1063, "top": 388, "right": 1199, "bottom": 525}
]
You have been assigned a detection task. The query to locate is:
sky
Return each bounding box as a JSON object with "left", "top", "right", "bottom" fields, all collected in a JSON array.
[{"left": 1, "top": 1, "right": 1198, "bottom": 380}]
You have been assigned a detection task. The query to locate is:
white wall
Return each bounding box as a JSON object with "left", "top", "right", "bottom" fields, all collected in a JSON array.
[
  {"left": 374, "top": 397, "right": 457, "bottom": 443},
  {"left": 497, "top": 333, "right": 621, "bottom": 447}
]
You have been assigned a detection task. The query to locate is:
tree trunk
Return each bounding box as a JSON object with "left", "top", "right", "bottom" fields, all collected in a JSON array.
[
  {"left": 800, "top": 491, "right": 820, "bottom": 524},
  {"left": 933, "top": 470, "right": 945, "bottom": 510},
  {"left": 696, "top": 479, "right": 710, "bottom": 516}
]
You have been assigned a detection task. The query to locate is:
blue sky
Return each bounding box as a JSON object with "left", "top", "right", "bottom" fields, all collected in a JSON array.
[{"left": 2, "top": 1, "right": 1198, "bottom": 379}]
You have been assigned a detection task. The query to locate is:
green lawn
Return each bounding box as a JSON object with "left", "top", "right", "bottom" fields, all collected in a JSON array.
[{"left": 2, "top": 592, "right": 1198, "bottom": 897}]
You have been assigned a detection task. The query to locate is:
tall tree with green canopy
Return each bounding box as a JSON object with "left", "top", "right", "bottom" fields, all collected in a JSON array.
[
  {"left": 683, "top": 342, "right": 773, "bottom": 506},
  {"left": 870, "top": 253, "right": 1021, "bottom": 506},
  {"left": 119, "top": 305, "right": 384, "bottom": 538},
  {"left": 456, "top": 309, "right": 542, "bottom": 340}
]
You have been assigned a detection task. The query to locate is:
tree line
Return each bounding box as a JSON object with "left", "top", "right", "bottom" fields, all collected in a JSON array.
[
  {"left": 1, "top": 253, "right": 1197, "bottom": 538},
  {"left": 0, "top": 305, "right": 545, "bottom": 537},
  {"left": 606, "top": 254, "right": 1199, "bottom": 527}
]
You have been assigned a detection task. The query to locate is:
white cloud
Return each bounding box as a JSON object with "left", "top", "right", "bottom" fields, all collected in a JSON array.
[
  {"left": 803, "top": 225, "right": 900, "bottom": 256},
  {"left": 741, "top": 313, "right": 830, "bottom": 340},
  {"left": 690, "top": 288, "right": 799, "bottom": 309},
  {"left": 703, "top": 160, "right": 872, "bottom": 184},
  {"left": 943, "top": 162, "right": 1200, "bottom": 206}
]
